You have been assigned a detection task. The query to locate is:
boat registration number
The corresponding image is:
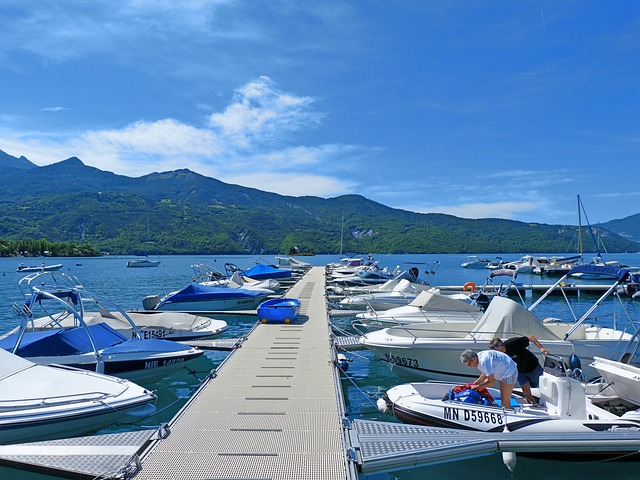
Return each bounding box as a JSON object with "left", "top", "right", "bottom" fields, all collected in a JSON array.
[
  {"left": 444, "top": 406, "right": 503, "bottom": 425},
  {"left": 384, "top": 353, "right": 419, "bottom": 368}
]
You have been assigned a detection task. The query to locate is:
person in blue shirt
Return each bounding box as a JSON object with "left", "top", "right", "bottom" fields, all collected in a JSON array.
[{"left": 460, "top": 348, "right": 518, "bottom": 410}]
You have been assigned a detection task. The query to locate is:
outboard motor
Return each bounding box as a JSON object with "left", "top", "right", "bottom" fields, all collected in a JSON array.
[{"left": 569, "top": 353, "right": 585, "bottom": 381}]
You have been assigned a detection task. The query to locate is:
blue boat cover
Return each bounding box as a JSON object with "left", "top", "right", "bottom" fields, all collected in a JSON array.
[
  {"left": 243, "top": 263, "right": 293, "bottom": 280},
  {"left": 102, "top": 338, "right": 192, "bottom": 354},
  {"left": 568, "top": 264, "right": 629, "bottom": 282},
  {"left": 0, "top": 323, "right": 128, "bottom": 357},
  {"left": 164, "top": 283, "right": 265, "bottom": 303}
]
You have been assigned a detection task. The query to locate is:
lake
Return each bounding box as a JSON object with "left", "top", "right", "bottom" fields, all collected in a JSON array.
[{"left": 0, "top": 252, "right": 638, "bottom": 479}]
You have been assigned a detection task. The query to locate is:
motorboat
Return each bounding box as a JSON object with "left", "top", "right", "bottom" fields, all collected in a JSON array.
[
  {"left": 590, "top": 324, "right": 640, "bottom": 405},
  {"left": 126, "top": 257, "right": 161, "bottom": 268},
  {"left": 143, "top": 282, "right": 270, "bottom": 312},
  {"left": 0, "top": 348, "right": 156, "bottom": 445},
  {"left": 5, "top": 309, "right": 228, "bottom": 341},
  {"left": 227, "top": 262, "right": 294, "bottom": 281},
  {"left": 376, "top": 361, "right": 640, "bottom": 460},
  {"left": 4, "top": 271, "right": 226, "bottom": 340},
  {"left": 502, "top": 255, "right": 551, "bottom": 274},
  {"left": 353, "top": 268, "right": 522, "bottom": 330},
  {"left": 591, "top": 357, "right": 640, "bottom": 406},
  {"left": 461, "top": 256, "right": 492, "bottom": 269},
  {"left": 330, "top": 263, "right": 416, "bottom": 287},
  {"left": 533, "top": 255, "right": 581, "bottom": 276},
  {"left": 16, "top": 262, "right": 63, "bottom": 272},
  {"left": 354, "top": 289, "right": 483, "bottom": 330},
  {"left": 274, "top": 256, "right": 311, "bottom": 272},
  {"left": 1, "top": 271, "right": 204, "bottom": 383},
  {"left": 338, "top": 279, "right": 432, "bottom": 311},
  {"left": 360, "top": 267, "right": 640, "bottom": 382}
]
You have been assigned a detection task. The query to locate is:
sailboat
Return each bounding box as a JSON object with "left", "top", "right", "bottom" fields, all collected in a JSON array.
[{"left": 127, "top": 220, "right": 161, "bottom": 267}]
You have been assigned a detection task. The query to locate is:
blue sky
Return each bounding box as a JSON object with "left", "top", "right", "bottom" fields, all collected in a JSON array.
[{"left": 0, "top": 1, "right": 638, "bottom": 225}]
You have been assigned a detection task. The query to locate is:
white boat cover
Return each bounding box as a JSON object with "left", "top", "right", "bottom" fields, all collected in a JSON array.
[
  {"left": 466, "top": 296, "right": 561, "bottom": 341},
  {"left": 407, "top": 290, "right": 480, "bottom": 312}
]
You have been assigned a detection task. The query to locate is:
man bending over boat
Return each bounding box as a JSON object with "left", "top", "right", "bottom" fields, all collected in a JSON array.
[
  {"left": 460, "top": 349, "right": 518, "bottom": 411},
  {"left": 489, "top": 336, "right": 549, "bottom": 406}
]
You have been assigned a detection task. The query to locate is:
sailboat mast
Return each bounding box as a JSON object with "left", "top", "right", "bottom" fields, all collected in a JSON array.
[
  {"left": 339, "top": 213, "right": 344, "bottom": 255},
  {"left": 577, "top": 195, "right": 583, "bottom": 262}
]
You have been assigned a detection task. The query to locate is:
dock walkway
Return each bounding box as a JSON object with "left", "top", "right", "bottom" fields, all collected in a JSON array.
[{"left": 134, "top": 266, "right": 356, "bottom": 480}]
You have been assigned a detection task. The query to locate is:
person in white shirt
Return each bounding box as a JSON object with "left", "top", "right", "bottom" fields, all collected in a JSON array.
[{"left": 460, "top": 348, "right": 518, "bottom": 410}]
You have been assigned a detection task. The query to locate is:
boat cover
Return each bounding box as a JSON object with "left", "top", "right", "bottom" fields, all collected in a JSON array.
[
  {"left": 568, "top": 264, "right": 629, "bottom": 282},
  {"left": 243, "top": 263, "right": 293, "bottom": 280},
  {"left": 466, "top": 296, "right": 561, "bottom": 341},
  {"left": 407, "top": 290, "right": 480, "bottom": 312},
  {"left": 102, "top": 337, "right": 194, "bottom": 354},
  {"left": 0, "top": 323, "right": 128, "bottom": 357},
  {"left": 164, "top": 283, "right": 266, "bottom": 303}
]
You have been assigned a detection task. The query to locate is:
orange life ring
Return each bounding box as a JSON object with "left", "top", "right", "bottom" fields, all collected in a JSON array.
[{"left": 463, "top": 281, "right": 477, "bottom": 293}]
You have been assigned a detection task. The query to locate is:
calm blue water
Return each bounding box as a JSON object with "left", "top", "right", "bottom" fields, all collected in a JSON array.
[{"left": 0, "top": 253, "right": 639, "bottom": 479}]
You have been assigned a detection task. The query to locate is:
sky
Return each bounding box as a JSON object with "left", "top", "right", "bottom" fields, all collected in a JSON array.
[{"left": 0, "top": 1, "right": 638, "bottom": 226}]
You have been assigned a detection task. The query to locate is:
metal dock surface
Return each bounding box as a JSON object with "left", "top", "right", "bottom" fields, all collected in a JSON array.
[{"left": 134, "top": 266, "right": 355, "bottom": 480}]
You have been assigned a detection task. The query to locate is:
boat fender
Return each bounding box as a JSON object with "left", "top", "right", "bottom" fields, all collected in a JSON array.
[
  {"left": 336, "top": 353, "right": 351, "bottom": 371},
  {"left": 463, "top": 281, "right": 477, "bottom": 293},
  {"left": 502, "top": 451, "right": 517, "bottom": 472},
  {"left": 501, "top": 423, "right": 517, "bottom": 472}
]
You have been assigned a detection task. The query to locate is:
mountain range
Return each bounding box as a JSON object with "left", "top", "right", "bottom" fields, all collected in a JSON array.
[{"left": 0, "top": 149, "right": 638, "bottom": 255}]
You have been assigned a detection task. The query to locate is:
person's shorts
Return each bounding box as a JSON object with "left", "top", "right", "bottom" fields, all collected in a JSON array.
[
  {"left": 502, "top": 369, "right": 519, "bottom": 385},
  {"left": 518, "top": 364, "right": 544, "bottom": 388}
]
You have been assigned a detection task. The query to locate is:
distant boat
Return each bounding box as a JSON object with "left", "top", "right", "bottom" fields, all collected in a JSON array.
[
  {"left": 16, "top": 262, "right": 63, "bottom": 272},
  {"left": 127, "top": 219, "right": 161, "bottom": 268},
  {"left": 127, "top": 257, "right": 161, "bottom": 268}
]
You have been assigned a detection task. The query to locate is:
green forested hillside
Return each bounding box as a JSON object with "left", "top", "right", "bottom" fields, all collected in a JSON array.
[{"left": 0, "top": 154, "right": 638, "bottom": 255}]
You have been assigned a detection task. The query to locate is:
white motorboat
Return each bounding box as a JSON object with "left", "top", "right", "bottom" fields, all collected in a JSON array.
[
  {"left": 461, "top": 256, "right": 492, "bottom": 269},
  {"left": 354, "top": 289, "right": 483, "bottom": 330},
  {"left": 6, "top": 309, "right": 227, "bottom": 341},
  {"left": 591, "top": 356, "right": 640, "bottom": 406},
  {"left": 274, "top": 255, "right": 311, "bottom": 272},
  {"left": 16, "top": 262, "right": 63, "bottom": 272},
  {"left": 126, "top": 257, "right": 161, "bottom": 268},
  {"left": 1, "top": 271, "right": 204, "bottom": 384},
  {"left": 144, "top": 281, "right": 270, "bottom": 312},
  {"left": 338, "top": 279, "right": 432, "bottom": 311},
  {"left": 502, "top": 255, "right": 551, "bottom": 274},
  {"left": 377, "top": 364, "right": 640, "bottom": 460},
  {"left": 0, "top": 348, "right": 156, "bottom": 445}
]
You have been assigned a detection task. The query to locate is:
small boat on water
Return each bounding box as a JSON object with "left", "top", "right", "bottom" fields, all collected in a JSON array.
[
  {"left": 126, "top": 257, "right": 161, "bottom": 268},
  {"left": 144, "top": 282, "right": 270, "bottom": 312},
  {"left": 1, "top": 271, "right": 204, "bottom": 383},
  {"left": 0, "top": 348, "right": 156, "bottom": 445},
  {"left": 16, "top": 262, "right": 63, "bottom": 272},
  {"left": 376, "top": 360, "right": 640, "bottom": 460},
  {"left": 461, "top": 256, "right": 492, "bottom": 269}
]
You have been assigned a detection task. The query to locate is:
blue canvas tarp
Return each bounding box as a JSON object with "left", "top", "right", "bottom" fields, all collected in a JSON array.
[
  {"left": 243, "top": 263, "right": 293, "bottom": 280},
  {"left": 164, "top": 283, "right": 265, "bottom": 303},
  {"left": 0, "top": 323, "right": 128, "bottom": 357},
  {"left": 568, "top": 264, "right": 630, "bottom": 282}
]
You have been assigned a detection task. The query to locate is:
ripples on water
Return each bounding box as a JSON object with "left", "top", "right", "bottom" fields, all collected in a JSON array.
[{"left": 0, "top": 253, "right": 638, "bottom": 479}]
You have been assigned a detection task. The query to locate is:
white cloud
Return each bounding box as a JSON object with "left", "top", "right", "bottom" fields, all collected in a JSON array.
[
  {"left": 404, "top": 201, "right": 547, "bottom": 220},
  {"left": 208, "top": 76, "right": 322, "bottom": 148}
]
